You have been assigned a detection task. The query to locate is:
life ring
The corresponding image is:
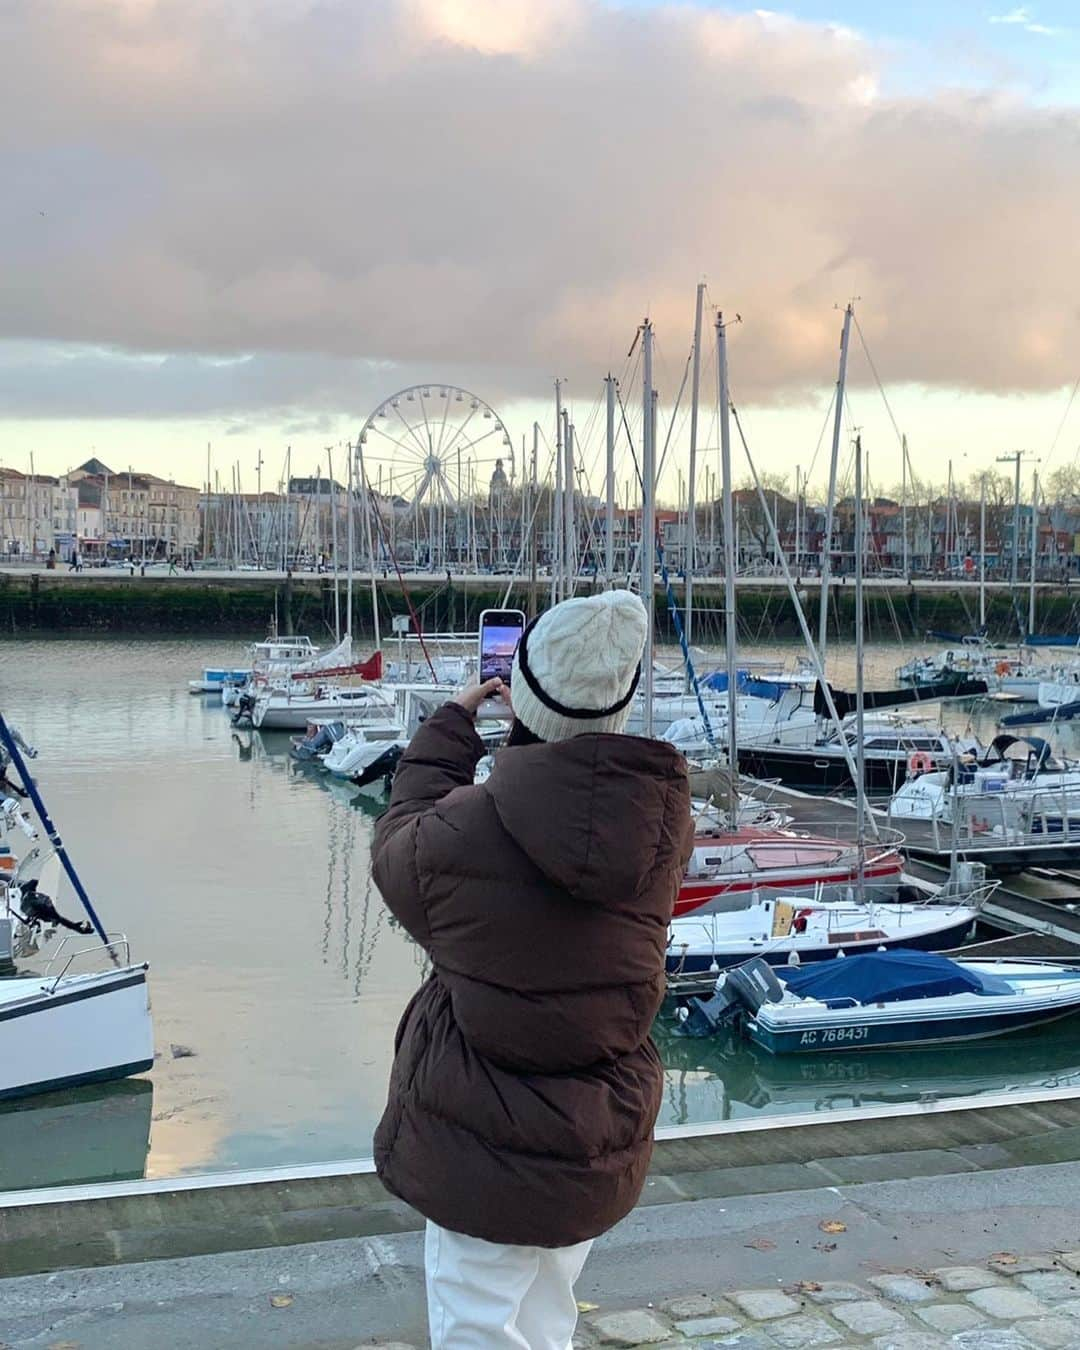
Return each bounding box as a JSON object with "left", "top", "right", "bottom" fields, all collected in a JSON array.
[
  {"left": 908, "top": 751, "right": 933, "bottom": 775},
  {"left": 995, "top": 660, "right": 1011, "bottom": 676}
]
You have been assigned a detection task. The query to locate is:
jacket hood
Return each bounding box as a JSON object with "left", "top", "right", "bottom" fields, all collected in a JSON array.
[{"left": 484, "top": 733, "right": 690, "bottom": 909}]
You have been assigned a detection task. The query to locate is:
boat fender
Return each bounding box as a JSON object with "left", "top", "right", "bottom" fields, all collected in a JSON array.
[{"left": 908, "top": 751, "right": 933, "bottom": 775}]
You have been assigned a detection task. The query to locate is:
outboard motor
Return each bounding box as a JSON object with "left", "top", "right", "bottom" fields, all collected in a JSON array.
[
  {"left": 726, "top": 957, "right": 786, "bottom": 1013},
  {"left": 231, "top": 692, "right": 257, "bottom": 729},
  {"left": 13, "top": 879, "right": 92, "bottom": 935},
  {"left": 675, "top": 957, "right": 785, "bottom": 1038}
]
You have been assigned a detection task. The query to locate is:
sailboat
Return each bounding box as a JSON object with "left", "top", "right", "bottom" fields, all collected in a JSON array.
[{"left": 0, "top": 718, "right": 153, "bottom": 1101}]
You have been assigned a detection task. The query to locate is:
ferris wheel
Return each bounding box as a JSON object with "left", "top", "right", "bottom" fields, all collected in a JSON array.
[{"left": 356, "top": 384, "right": 514, "bottom": 512}]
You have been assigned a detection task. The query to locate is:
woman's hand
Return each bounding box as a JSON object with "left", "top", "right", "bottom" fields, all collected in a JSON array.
[{"left": 450, "top": 677, "right": 512, "bottom": 717}]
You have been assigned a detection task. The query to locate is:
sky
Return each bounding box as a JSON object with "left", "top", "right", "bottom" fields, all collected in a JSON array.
[{"left": 4, "top": 0, "right": 1080, "bottom": 501}]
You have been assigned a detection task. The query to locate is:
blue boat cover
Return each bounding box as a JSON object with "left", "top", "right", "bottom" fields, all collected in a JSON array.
[
  {"left": 1025, "top": 635, "right": 1080, "bottom": 648},
  {"left": 701, "top": 670, "right": 796, "bottom": 701},
  {"left": 777, "top": 950, "right": 1010, "bottom": 1005}
]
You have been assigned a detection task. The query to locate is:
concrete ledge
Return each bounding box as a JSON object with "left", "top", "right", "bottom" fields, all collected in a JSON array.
[{"left": 2, "top": 1086, "right": 1079, "bottom": 1278}]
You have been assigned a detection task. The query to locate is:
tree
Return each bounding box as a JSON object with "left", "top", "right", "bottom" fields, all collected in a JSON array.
[
  {"left": 1045, "top": 464, "right": 1080, "bottom": 503},
  {"left": 961, "top": 469, "right": 1012, "bottom": 509},
  {"left": 732, "top": 475, "right": 796, "bottom": 562}
]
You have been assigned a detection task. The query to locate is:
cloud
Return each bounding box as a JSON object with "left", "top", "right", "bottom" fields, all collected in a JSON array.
[
  {"left": 988, "top": 6, "right": 1060, "bottom": 34},
  {"left": 2, "top": 0, "right": 1080, "bottom": 425}
]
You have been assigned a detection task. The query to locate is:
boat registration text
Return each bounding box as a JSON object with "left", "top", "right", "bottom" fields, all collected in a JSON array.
[{"left": 798, "top": 1026, "right": 870, "bottom": 1046}]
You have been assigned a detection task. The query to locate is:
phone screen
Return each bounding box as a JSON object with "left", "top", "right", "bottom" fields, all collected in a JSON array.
[{"left": 479, "top": 610, "right": 525, "bottom": 684}]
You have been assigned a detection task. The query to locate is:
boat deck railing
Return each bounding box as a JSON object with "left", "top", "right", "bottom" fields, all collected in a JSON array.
[
  {"left": 694, "top": 820, "right": 908, "bottom": 856},
  {"left": 886, "top": 783, "right": 1080, "bottom": 856},
  {"left": 43, "top": 933, "right": 131, "bottom": 989}
]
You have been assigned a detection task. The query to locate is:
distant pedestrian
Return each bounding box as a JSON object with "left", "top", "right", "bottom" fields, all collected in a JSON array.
[
  {"left": 168, "top": 556, "right": 178, "bottom": 576},
  {"left": 68, "top": 549, "right": 79, "bottom": 573},
  {"left": 372, "top": 591, "right": 694, "bottom": 1350}
]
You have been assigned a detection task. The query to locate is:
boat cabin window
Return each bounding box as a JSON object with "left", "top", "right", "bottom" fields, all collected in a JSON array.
[{"left": 827, "top": 929, "right": 887, "bottom": 944}]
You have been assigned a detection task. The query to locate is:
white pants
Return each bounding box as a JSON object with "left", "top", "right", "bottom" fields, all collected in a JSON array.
[{"left": 424, "top": 1220, "right": 593, "bottom": 1350}]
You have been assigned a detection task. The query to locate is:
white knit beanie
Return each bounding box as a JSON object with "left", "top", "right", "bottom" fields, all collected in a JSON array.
[{"left": 510, "top": 590, "right": 648, "bottom": 742}]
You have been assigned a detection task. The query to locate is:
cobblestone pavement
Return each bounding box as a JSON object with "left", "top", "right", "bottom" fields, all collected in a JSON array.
[
  {"left": 561, "top": 1251, "right": 1080, "bottom": 1350},
  {"left": 369, "top": 1253, "right": 1080, "bottom": 1350}
]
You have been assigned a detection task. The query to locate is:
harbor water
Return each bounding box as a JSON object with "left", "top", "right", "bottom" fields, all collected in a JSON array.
[{"left": 2, "top": 637, "right": 1080, "bottom": 1191}]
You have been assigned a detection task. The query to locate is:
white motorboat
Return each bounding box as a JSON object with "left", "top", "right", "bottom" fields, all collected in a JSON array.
[
  {"left": 320, "top": 722, "right": 409, "bottom": 790},
  {"left": 667, "top": 894, "right": 979, "bottom": 976},
  {"left": 889, "top": 734, "right": 1080, "bottom": 838},
  {"left": 251, "top": 679, "right": 396, "bottom": 731},
  {"left": 221, "top": 635, "right": 327, "bottom": 706},
  {"left": 189, "top": 666, "right": 250, "bottom": 694},
  {"left": 689, "top": 950, "right": 1080, "bottom": 1054}
]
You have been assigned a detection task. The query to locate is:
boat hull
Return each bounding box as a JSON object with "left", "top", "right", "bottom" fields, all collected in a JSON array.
[
  {"left": 676, "top": 857, "right": 903, "bottom": 918},
  {"left": 738, "top": 745, "right": 928, "bottom": 796},
  {"left": 0, "top": 966, "right": 153, "bottom": 1102},
  {"left": 350, "top": 745, "right": 405, "bottom": 792},
  {"left": 667, "top": 915, "right": 975, "bottom": 976},
  {"left": 748, "top": 999, "right": 1080, "bottom": 1054}
]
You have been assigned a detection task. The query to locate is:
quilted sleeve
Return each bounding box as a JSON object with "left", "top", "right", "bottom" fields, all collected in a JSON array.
[{"left": 371, "top": 702, "right": 484, "bottom": 945}]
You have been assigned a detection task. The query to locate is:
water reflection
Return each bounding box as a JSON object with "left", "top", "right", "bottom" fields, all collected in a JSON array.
[
  {"left": 0, "top": 1080, "right": 153, "bottom": 1190},
  {"left": 652, "top": 1017, "right": 1080, "bottom": 1126}
]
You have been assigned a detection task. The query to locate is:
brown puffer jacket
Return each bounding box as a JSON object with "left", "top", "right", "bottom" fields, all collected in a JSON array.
[{"left": 372, "top": 702, "right": 694, "bottom": 1248}]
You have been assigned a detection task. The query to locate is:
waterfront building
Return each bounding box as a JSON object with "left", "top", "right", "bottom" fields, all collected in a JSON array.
[
  {"left": 69, "top": 461, "right": 200, "bottom": 560},
  {"left": 0, "top": 468, "right": 79, "bottom": 560}
]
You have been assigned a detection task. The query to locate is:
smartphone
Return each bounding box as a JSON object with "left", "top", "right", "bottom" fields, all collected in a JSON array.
[{"left": 478, "top": 609, "right": 526, "bottom": 685}]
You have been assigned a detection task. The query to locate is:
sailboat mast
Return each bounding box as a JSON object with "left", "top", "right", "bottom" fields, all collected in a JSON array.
[
  {"left": 819, "top": 303, "right": 853, "bottom": 665},
  {"left": 564, "top": 411, "right": 575, "bottom": 598},
  {"left": 357, "top": 436, "right": 381, "bottom": 652},
  {"left": 328, "top": 446, "right": 341, "bottom": 642},
  {"left": 605, "top": 375, "right": 616, "bottom": 585},
  {"left": 641, "top": 320, "right": 656, "bottom": 738},
  {"left": 529, "top": 422, "right": 539, "bottom": 617},
  {"left": 979, "top": 473, "right": 987, "bottom": 630},
  {"left": 854, "top": 434, "right": 867, "bottom": 899},
  {"left": 554, "top": 380, "right": 564, "bottom": 600},
  {"left": 345, "top": 442, "right": 355, "bottom": 636},
  {"left": 283, "top": 447, "right": 291, "bottom": 571},
  {"left": 685, "top": 282, "right": 705, "bottom": 655},
  {"left": 717, "top": 312, "right": 738, "bottom": 819},
  {"left": 204, "top": 443, "right": 211, "bottom": 562},
  {"left": 1029, "top": 467, "right": 1039, "bottom": 636},
  {"left": 901, "top": 435, "right": 909, "bottom": 580}
]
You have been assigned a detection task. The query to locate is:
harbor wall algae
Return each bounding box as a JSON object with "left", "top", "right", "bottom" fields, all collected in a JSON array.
[{"left": 1, "top": 571, "right": 1079, "bottom": 643}]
